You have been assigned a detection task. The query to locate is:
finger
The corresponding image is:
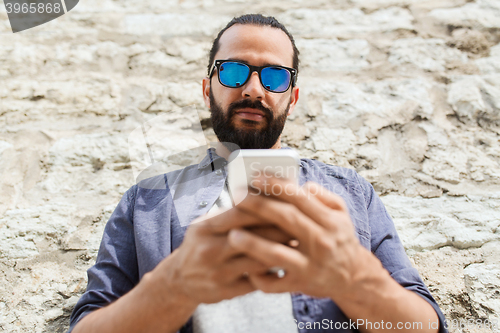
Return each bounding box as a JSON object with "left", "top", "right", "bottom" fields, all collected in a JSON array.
[
  {"left": 219, "top": 226, "right": 296, "bottom": 261},
  {"left": 219, "top": 255, "right": 269, "bottom": 283},
  {"left": 185, "top": 232, "right": 241, "bottom": 261},
  {"left": 250, "top": 177, "right": 343, "bottom": 230},
  {"left": 228, "top": 228, "right": 307, "bottom": 270},
  {"left": 246, "top": 226, "right": 294, "bottom": 245},
  {"left": 247, "top": 272, "right": 295, "bottom": 294},
  {"left": 298, "top": 182, "right": 355, "bottom": 235},
  {"left": 236, "top": 193, "right": 324, "bottom": 249},
  {"left": 191, "top": 207, "right": 270, "bottom": 234},
  {"left": 302, "top": 181, "right": 348, "bottom": 212}
]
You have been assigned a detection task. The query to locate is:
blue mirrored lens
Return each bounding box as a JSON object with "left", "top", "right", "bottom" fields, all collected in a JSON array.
[
  {"left": 219, "top": 62, "right": 250, "bottom": 88},
  {"left": 261, "top": 67, "right": 291, "bottom": 92}
]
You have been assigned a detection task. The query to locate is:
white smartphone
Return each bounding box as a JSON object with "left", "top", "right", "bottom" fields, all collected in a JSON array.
[{"left": 227, "top": 149, "right": 300, "bottom": 206}]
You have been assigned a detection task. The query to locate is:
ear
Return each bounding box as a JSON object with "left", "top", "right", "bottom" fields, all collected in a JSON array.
[
  {"left": 286, "top": 86, "right": 299, "bottom": 116},
  {"left": 202, "top": 77, "right": 211, "bottom": 109}
]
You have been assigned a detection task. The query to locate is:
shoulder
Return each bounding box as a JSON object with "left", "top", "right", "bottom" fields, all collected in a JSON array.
[
  {"left": 301, "top": 158, "right": 370, "bottom": 188},
  {"left": 300, "top": 158, "right": 357, "bottom": 178},
  {"left": 119, "top": 164, "right": 202, "bottom": 214},
  {"left": 300, "top": 158, "right": 376, "bottom": 246}
]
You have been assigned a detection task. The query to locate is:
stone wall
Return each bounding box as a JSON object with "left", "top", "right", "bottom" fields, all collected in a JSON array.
[{"left": 1, "top": 0, "right": 499, "bottom": 332}]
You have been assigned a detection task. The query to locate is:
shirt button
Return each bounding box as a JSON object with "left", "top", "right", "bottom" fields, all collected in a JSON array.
[
  {"left": 199, "top": 201, "right": 208, "bottom": 207},
  {"left": 215, "top": 169, "right": 222, "bottom": 175}
]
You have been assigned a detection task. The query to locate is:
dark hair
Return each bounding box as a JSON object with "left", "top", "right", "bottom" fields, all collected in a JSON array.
[{"left": 207, "top": 14, "right": 300, "bottom": 78}]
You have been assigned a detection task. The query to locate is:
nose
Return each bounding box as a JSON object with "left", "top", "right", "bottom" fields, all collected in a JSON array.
[{"left": 241, "top": 71, "right": 264, "bottom": 100}]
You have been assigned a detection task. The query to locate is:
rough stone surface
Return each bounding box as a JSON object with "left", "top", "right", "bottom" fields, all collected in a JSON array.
[
  {"left": 447, "top": 74, "right": 500, "bottom": 127},
  {"left": 429, "top": 0, "right": 500, "bottom": 30},
  {"left": 1, "top": 0, "right": 500, "bottom": 332},
  {"left": 281, "top": 7, "right": 415, "bottom": 38},
  {"left": 449, "top": 29, "right": 491, "bottom": 55},
  {"left": 382, "top": 194, "right": 500, "bottom": 252},
  {"left": 389, "top": 38, "right": 469, "bottom": 72},
  {"left": 464, "top": 263, "right": 500, "bottom": 321},
  {"left": 296, "top": 38, "right": 371, "bottom": 72},
  {"left": 476, "top": 44, "right": 500, "bottom": 74}
]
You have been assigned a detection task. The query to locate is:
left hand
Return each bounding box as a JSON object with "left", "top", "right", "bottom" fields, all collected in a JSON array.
[{"left": 228, "top": 176, "right": 380, "bottom": 302}]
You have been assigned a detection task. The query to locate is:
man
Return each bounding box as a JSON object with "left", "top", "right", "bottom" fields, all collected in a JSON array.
[{"left": 68, "top": 14, "right": 447, "bottom": 333}]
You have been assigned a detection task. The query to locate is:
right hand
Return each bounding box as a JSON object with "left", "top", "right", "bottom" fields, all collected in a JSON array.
[
  {"left": 147, "top": 206, "right": 293, "bottom": 308},
  {"left": 71, "top": 201, "right": 297, "bottom": 333}
]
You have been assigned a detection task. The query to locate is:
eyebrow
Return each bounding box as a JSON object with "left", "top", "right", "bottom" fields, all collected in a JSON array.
[{"left": 225, "top": 58, "right": 285, "bottom": 68}]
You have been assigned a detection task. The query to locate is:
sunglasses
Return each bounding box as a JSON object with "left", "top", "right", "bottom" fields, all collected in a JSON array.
[{"left": 209, "top": 60, "right": 297, "bottom": 93}]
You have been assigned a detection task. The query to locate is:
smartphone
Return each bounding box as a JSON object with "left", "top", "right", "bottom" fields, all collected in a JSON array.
[{"left": 227, "top": 149, "right": 300, "bottom": 206}]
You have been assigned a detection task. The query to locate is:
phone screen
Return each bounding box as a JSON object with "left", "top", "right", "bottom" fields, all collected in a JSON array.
[{"left": 227, "top": 149, "right": 299, "bottom": 205}]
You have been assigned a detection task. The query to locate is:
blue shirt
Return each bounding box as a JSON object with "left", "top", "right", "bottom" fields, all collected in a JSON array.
[{"left": 68, "top": 148, "right": 448, "bottom": 333}]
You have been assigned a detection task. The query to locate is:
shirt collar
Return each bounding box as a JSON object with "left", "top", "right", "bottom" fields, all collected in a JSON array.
[{"left": 197, "top": 147, "right": 226, "bottom": 170}]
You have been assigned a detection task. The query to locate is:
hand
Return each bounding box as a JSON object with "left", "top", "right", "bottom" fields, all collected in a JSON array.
[
  {"left": 148, "top": 204, "right": 295, "bottom": 308},
  {"left": 228, "top": 177, "right": 380, "bottom": 302},
  {"left": 71, "top": 198, "right": 296, "bottom": 333},
  {"left": 229, "top": 177, "right": 441, "bottom": 333}
]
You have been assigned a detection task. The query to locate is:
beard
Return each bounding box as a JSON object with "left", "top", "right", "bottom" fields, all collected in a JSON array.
[{"left": 209, "top": 90, "right": 289, "bottom": 150}]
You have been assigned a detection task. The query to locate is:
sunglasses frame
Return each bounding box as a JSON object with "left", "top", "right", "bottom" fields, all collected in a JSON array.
[{"left": 209, "top": 59, "right": 297, "bottom": 93}]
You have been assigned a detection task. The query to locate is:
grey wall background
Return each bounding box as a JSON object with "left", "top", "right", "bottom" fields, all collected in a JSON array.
[{"left": 1, "top": 0, "right": 500, "bottom": 332}]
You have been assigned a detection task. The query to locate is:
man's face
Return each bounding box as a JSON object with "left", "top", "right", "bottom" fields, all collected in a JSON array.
[{"left": 203, "top": 24, "right": 299, "bottom": 150}]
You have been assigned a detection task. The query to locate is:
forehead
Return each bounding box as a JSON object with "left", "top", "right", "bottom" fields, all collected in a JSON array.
[{"left": 215, "top": 24, "right": 294, "bottom": 67}]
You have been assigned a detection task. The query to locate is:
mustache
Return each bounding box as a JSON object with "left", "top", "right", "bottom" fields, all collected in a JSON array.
[{"left": 227, "top": 99, "right": 273, "bottom": 120}]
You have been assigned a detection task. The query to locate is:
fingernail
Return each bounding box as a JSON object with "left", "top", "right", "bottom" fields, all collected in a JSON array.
[{"left": 229, "top": 229, "right": 244, "bottom": 243}]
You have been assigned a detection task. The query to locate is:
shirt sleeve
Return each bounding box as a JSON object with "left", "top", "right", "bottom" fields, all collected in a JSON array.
[
  {"left": 358, "top": 174, "right": 448, "bottom": 333},
  {"left": 66, "top": 186, "right": 139, "bottom": 333}
]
